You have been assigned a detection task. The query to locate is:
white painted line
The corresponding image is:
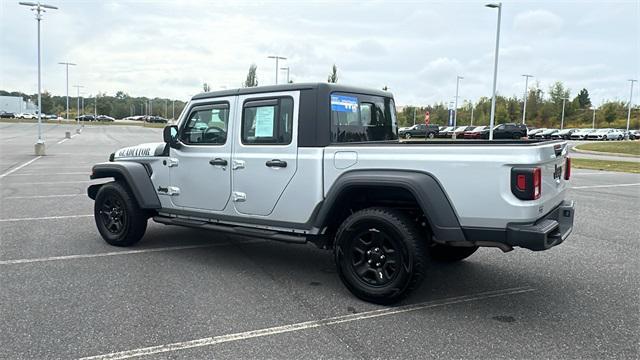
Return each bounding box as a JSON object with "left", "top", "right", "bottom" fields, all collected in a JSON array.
[
  {"left": 78, "top": 286, "right": 536, "bottom": 360},
  {"left": 0, "top": 180, "right": 94, "bottom": 185},
  {"left": 3, "top": 194, "right": 85, "bottom": 199},
  {"left": 6, "top": 172, "right": 88, "bottom": 176},
  {"left": 57, "top": 138, "right": 69, "bottom": 144},
  {"left": 0, "top": 214, "right": 93, "bottom": 223},
  {"left": 0, "top": 241, "right": 262, "bottom": 265},
  {"left": 0, "top": 156, "right": 42, "bottom": 179},
  {"left": 571, "top": 183, "right": 640, "bottom": 189}
]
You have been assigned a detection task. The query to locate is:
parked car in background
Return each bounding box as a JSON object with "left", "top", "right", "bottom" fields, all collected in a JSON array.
[
  {"left": 446, "top": 126, "right": 474, "bottom": 138},
  {"left": 436, "top": 126, "right": 454, "bottom": 138},
  {"left": 535, "top": 129, "right": 559, "bottom": 139},
  {"left": 527, "top": 128, "right": 546, "bottom": 139},
  {"left": 462, "top": 126, "right": 487, "bottom": 139},
  {"left": 480, "top": 123, "right": 528, "bottom": 140},
  {"left": 398, "top": 123, "right": 439, "bottom": 139},
  {"left": 570, "top": 128, "right": 595, "bottom": 140},
  {"left": 75, "top": 115, "right": 95, "bottom": 121},
  {"left": 629, "top": 130, "right": 640, "bottom": 140},
  {"left": 17, "top": 113, "right": 37, "bottom": 119},
  {"left": 145, "top": 116, "right": 168, "bottom": 123},
  {"left": 551, "top": 128, "right": 578, "bottom": 140},
  {"left": 96, "top": 115, "right": 115, "bottom": 122},
  {"left": 586, "top": 128, "right": 624, "bottom": 141},
  {"left": 0, "top": 111, "right": 15, "bottom": 118}
]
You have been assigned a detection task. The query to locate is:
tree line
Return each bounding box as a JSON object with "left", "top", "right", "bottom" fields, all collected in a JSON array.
[{"left": 0, "top": 90, "right": 187, "bottom": 120}]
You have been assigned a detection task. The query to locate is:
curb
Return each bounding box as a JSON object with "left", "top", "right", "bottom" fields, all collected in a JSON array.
[{"left": 571, "top": 147, "right": 640, "bottom": 158}]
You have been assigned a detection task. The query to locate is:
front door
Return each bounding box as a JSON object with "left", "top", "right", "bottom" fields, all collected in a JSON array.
[
  {"left": 170, "top": 97, "right": 235, "bottom": 212},
  {"left": 231, "top": 91, "right": 298, "bottom": 216}
]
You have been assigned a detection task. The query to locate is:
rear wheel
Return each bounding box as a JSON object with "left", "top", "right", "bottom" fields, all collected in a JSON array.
[
  {"left": 430, "top": 244, "right": 478, "bottom": 262},
  {"left": 405, "top": 133, "right": 412, "bottom": 139},
  {"left": 94, "top": 181, "right": 148, "bottom": 247},
  {"left": 334, "top": 207, "right": 427, "bottom": 304},
  {"left": 428, "top": 133, "right": 435, "bottom": 139}
]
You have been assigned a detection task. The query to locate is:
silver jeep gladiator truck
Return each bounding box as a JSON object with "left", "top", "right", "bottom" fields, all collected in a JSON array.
[{"left": 88, "top": 83, "right": 575, "bottom": 304}]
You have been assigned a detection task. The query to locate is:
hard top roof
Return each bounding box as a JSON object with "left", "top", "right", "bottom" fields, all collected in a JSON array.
[{"left": 191, "top": 82, "right": 392, "bottom": 100}]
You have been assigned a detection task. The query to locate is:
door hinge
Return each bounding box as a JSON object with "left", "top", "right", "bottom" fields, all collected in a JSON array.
[
  {"left": 232, "top": 192, "right": 246, "bottom": 202},
  {"left": 167, "top": 158, "right": 179, "bottom": 167},
  {"left": 232, "top": 160, "right": 245, "bottom": 170}
]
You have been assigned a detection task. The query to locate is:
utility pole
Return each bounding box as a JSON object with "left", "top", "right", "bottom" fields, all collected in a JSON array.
[
  {"left": 485, "top": 2, "right": 502, "bottom": 140},
  {"left": 592, "top": 107, "right": 597, "bottom": 128},
  {"left": 165, "top": 99, "right": 168, "bottom": 118},
  {"left": 58, "top": 61, "right": 76, "bottom": 121},
  {"left": 20, "top": 1, "right": 58, "bottom": 155},
  {"left": 470, "top": 104, "right": 475, "bottom": 126},
  {"left": 172, "top": 100, "right": 175, "bottom": 120},
  {"left": 267, "top": 55, "right": 286, "bottom": 84},
  {"left": 94, "top": 94, "right": 97, "bottom": 119},
  {"left": 454, "top": 75, "right": 463, "bottom": 128},
  {"left": 626, "top": 79, "right": 637, "bottom": 137},
  {"left": 521, "top": 74, "right": 533, "bottom": 124},
  {"left": 413, "top": 107, "right": 416, "bottom": 125},
  {"left": 73, "top": 85, "right": 83, "bottom": 132},
  {"left": 280, "top": 66, "right": 290, "bottom": 83},
  {"left": 560, "top": 97, "right": 569, "bottom": 130}
]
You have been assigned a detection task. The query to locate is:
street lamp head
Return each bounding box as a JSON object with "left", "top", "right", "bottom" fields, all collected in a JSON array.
[
  {"left": 522, "top": 74, "right": 533, "bottom": 78},
  {"left": 18, "top": 2, "right": 38, "bottom": 6},
  {"left": 485, "top": 3, "right": 501, "bottom": 8}
]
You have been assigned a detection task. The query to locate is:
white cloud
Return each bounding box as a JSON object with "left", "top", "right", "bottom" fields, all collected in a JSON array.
[{"left": 513, "top": 9, "right": 564, "bottom": 36}]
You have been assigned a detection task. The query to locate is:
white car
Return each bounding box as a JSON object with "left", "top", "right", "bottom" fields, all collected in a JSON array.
[
  {"left": 570, "top": 129, "right": 595, "bottom": 140},
  {"left": 17, "top": 113, "right": 37, "bottom": 119},
  {"left": 586, "top": 128, "right": 624, "bottom": 141}
]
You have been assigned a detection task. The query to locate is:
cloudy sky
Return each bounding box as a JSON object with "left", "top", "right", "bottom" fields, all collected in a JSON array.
[{"left": 1, "top": 0, "right": 638, "bottom": 106}]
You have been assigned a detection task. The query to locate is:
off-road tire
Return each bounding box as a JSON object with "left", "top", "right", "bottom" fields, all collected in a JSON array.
[
  {"left": 429, "top": 244, "right": 478, "bottom": 262},
  {"left": 334, "top": 207, "right": 428, "bottom": 304},
  {"left": 94, "top": 181, "right": 148, "bottom": 247}
]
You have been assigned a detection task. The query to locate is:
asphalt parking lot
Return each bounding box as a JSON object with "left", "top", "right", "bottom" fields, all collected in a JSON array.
[{"left": 1, "top": 123, "right": 638, "bottom": 359}]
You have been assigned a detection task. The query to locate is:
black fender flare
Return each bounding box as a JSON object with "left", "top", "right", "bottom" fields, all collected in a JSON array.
[
  {"left": 88, "top": 162, "right": 161, "bottom": 209},
  {"left": 313, "top": 170, "right": 466, "bottom": 243}
]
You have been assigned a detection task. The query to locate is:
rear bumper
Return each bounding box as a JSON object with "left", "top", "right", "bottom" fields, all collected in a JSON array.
[{"left": 461, "top": 200, "right": 575, "bottom": 251}]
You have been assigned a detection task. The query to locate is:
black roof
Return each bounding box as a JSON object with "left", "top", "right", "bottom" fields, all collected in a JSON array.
[{"left": 191, "top": 82, "right": 392, "bottom": 100}]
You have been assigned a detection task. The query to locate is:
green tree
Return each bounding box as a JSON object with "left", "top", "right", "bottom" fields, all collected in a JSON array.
[
  {"left": 327, "top": 64, "right": 338, "bottom": 83},
  {"left": 203, "top": 83, "right": 211, "bottom": 92},
  {"left": 243, "top": 64, "right": 259, "bottom": 87},
  {"left": 575, "top": 88, "right": 591, "bottom": 109}
]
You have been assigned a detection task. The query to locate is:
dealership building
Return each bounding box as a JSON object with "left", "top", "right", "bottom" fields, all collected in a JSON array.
[{"left": 0, "top": 96, "right": 38, "bottom": 114}]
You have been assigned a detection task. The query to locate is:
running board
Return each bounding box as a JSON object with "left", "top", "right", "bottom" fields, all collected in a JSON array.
[{"left": 152, "top": 215, "right": 308, "bottom": 244}]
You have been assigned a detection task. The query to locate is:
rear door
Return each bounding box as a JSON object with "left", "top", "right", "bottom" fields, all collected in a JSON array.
[{"left": 231, "top": 91, "right": 299, "bottom": 216}]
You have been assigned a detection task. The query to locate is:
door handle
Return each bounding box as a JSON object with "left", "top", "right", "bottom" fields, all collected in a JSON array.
[
  {"left": 266, "top": 159, "right": 287, "bottom": 168},
  {"left": 209, "top": 158, "right": 228, "bottom": 166}
]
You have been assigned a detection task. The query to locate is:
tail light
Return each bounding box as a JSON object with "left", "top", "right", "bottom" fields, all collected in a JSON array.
[
  {"left": 511, "top": 167, "right": 542, "bottom": 200},
  {"left": 564, "top": 157, "right": 571, "bottom": 180}
]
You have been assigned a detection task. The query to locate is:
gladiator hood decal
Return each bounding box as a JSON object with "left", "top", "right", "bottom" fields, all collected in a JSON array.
[{"left": 114, "top": 143, "right": 167, "bottom": 159}]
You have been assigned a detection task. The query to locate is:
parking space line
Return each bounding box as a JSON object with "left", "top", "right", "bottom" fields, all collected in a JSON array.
[
  {"left": 6, "top": 172, "right": 88, "bottom": 176},
  {"left": 0, "top": 214, "right": 93, "bottom": 223},
  {"left": 0, "top": 241, "right": 262, "bottom": 265},
  {"left": 571, "top": 183, "right": 640, "bottom": 189},
  {"left": 78, "top": 286, "right": 536, "bottom": 360},
  {"left": 3, "top": 194, "right": 85, "bottom": 199},
  {"left": 0, "top": 180, "right": 94, "bottom": 185},
  {"left": 0, "top": 156, "right": 42, "bottom": 178}
]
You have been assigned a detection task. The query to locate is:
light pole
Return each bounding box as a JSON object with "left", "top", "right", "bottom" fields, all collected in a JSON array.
[
  {"left": 560, "top": 97, "right": 569, "bottom": 130},
  {"left": 453, "top": 75, "right": 463, "bottom": 128},
  {"left": 521, "top": 74, "right": 533, "bottom": 124},
  {"left": 591, "top": 107, "right": 597, "bottom": 129},
  {"left": 73, "top": 85, "right": 83, "bottom": 132},
  {"left": 486, "top": 2, "right": 502, "bottom": 140},
  {"left": 58, "top": 62, "right": 76, "bottom": 121},
  {"left": 626, "top": 79, "right": 638, "bottom": 137},
  {"left": 267, "top": 55, "right": 286, "bottom": 84},
  {"left": 94, "top": 94, "right": 97, "bottom": 119},
  {"left": 172, "top": 100, "right": 175, "bottom": 120},
  {"left": 470, "top": 102, "right": 475, "bottom": 126},
  {"left": 280, "top": 67, "right": 290, "bottom": 83},
  {"left": 20, "top": 1, "right": 58, "bottom": 155},
  {"left": 413, "top": 107, "right": 416, "bottom": 125}
]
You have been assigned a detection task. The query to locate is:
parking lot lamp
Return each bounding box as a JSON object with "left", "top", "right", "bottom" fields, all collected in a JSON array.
[
  {"left": 20, "top": 1, "right": 58, "bottom": 155},
  {"left": 73, "top": 85, "right": 83, "bottom": 132},
  {"left": 591, "top": 107, "right": 597, "bottom": 129},
  {"left": 521, "top": 74, "right": 533, "bottom": 124},
  {"left": 485, "top": 2, "right": 502, "bottom": 140},
  {"left": 560, "top": 97, "right": 569, "bottom": 130},
  {"left": 58, "top": 62, "right": 76, "bottom": 121},
  {"left": 454, "top": 76, "right": 463, "bottom": 127},
  {"left": 627, "top": 79, "right": 637, "bottom": 137},
  {"left": 470, "top": 103, "right": 474, "bottom": 126},
  {"left": 267, "top": 55, "right": 286, "bottom": 84}
]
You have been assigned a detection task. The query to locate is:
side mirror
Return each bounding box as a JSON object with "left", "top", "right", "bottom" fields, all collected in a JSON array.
[{"left": 163, "top": 125, "right": 179, "bottom": 147}]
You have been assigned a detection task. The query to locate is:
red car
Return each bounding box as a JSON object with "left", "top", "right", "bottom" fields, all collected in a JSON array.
[{"left": 463, "top": 126, "right": 488, "bottom": 139}]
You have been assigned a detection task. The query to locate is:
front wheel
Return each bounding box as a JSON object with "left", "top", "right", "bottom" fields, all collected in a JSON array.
[
  {"left": 94, "top": 181, "right": 148, "bottom": 246},
  {"left": 429, "top": 244, "right": 478, "bottom": 262},
  {"left": 428, "top": 133, "right": 435, "bottom": 139},
  {"left": 405, "top": 133, "right": 412, "bottom": 139},
  {"left": 334, "top": 207, "right": 427, "bottom": 304}
]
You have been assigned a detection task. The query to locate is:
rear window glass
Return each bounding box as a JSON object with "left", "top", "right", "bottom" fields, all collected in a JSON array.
[{"left": 330, "top": 93, "right": 397, "bottom": 143}]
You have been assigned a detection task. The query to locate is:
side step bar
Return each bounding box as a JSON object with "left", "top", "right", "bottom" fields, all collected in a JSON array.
[{"left": 152, "top": 215, "right": 308, "bottom": 245}]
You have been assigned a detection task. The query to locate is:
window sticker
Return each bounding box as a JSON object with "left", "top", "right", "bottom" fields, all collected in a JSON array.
[
  {"left": 255, "top": 106, "right": 275, "bottom": 137},
  {"left": 331, "top": 95, "right": 358, "bottom": 113}
]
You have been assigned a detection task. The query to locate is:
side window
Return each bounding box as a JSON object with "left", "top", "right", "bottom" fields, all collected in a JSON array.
[
  {"left": 330, "top": 93, "right": 398, "bottom": 143},
  {"left": 180, "top": 104, "right": 229, "bottom": 145},
  {"left": 242, "top": 97, "right": 293, "bottom": 145},
  {"left": 360, "top": 103, "right": 373, "bottom": 126}
]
